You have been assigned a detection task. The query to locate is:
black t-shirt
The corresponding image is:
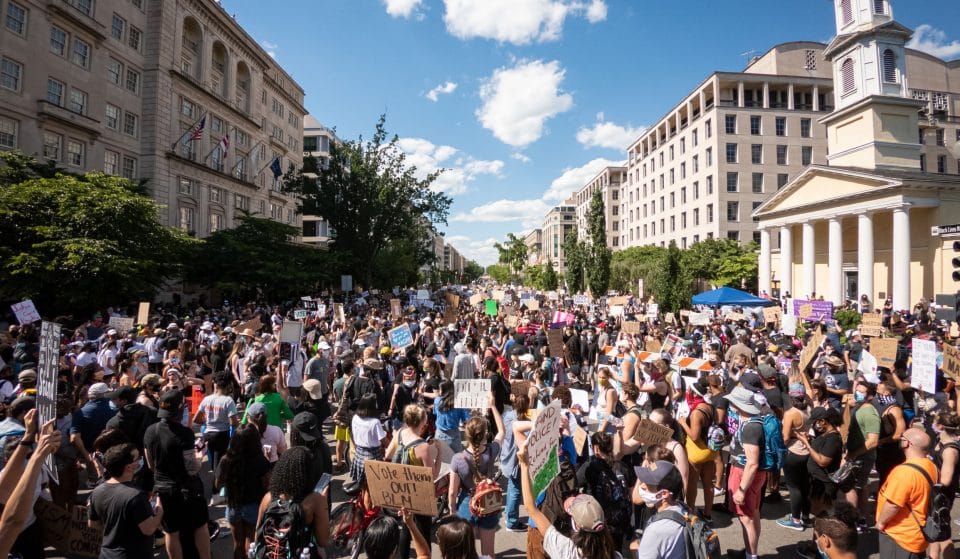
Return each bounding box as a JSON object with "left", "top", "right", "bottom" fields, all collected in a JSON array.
[
  {"left": 217, "top": 453, "right": 270, "bottom": 506},
  {"left": 88, "top": 481, "right": 154, "bottom": 559},
  {"left": 807, "top": 431, "right": 843, "bottom": 482},
  {"left": 730, "top": 419, "right": 764, "bottom": 466},
  {"left": 490, "top": 373, "right": 511, "bottom": 414},
  {"left": 143, "top": 419, "right": 194, "bottom": 489}
]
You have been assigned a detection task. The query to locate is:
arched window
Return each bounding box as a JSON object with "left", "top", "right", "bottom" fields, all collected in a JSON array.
[
  {"left": 211, "top": 42, "right": 228, "bottom": 97},
  {"left": 181, "top": 18, "right": 202, "bottom": 82},
  {"left": 840, "top": 0, "right": 853, "bottom": 24},
  {"left": 873, "top": 0, "right": 885, "bottom": 14},
  {"left": 235, "top": 62, "right": 251, "bottom": 114},
  {"left": 882, "top": 49, "right": 897, "bottom": 83},
  {"left": 841, "top": 58, "right": 855, "bottom": 93}
]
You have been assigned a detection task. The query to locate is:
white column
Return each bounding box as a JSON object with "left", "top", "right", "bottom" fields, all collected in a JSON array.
[
  {"left": 738, "top": 81, "right": 745, "bottom": 107},
  {"left": 759, "top": 229, "right": 771, "bottom": 295},
  {"left": 763, "top": 82, "right": 770, "bottom": 109},
  {"left": 780, "top": 226, "right": 793, "bottom": 296},
  {"left": 803, "top": 221, "right": 816, "bottom": 298},
  {"left": 788, "top": 83, "right": 795, "bottom": 110},
  {"left": 892, "top": 206, "right": 911, "bottom": 310},
  {"left": 857, "top": 212, "right": 874, "bottom": 305},
  {"left": 828, "top": 217, "right": 844, "bottom": 305},
  {"left": 813, "top": 85, "right": 820, "bottom": 111}
]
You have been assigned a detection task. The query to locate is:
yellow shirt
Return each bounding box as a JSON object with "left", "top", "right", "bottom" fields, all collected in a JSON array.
[{"left": 877, "top": 457, "right": 938, "bottom": 553}]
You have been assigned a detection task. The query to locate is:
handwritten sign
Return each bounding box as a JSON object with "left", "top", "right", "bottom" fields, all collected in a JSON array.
[
  {"left": 679, "top": 310, "right": 691, "bottom": 318},
  {"left": 469, "top": 294, "right": 484, "bottom": 306},
  {"left": 794, "top": 299, "right": 834, "bottom": 321},
  {"left": 108, "top": 316, "right": 134, "bottom": 333},
  {"left": 11, "top": 299, "right": 40, "bottom": 324},
  {"left": 646, "top": 339, "right": 662, "bottom": 353},
  {"left": 798, "top": 304, "right": 813, "bottom": 320},
  {"left": 364, "top": 461, "right": 438, "bottom": 516},
  {"left": 622, "top": 321, "right": 642, "bottom": 335},
  {"left": 950, "top": 322, "right": 959, "bottom": 338},
  {"left": 725, "top": 312, "right": 746, "bottom": 322},
  {"left": 500, "top": 304, "right": 516, "bottom": 317},
  {"left": 238, "top": 316, "right": 262, "bottom": 335},
  {"left": 911, "top": 339, "right": 938, "bottom": 391},
  {"left": 688, "top": 312, "right": 710, "bottom": 326},
  {"left": 416, "top": 289, "right": 430, "bottom": 301},
  {"left": 281, "top": 320, "right": 302, "bottom": 343},
  {"left": 763, "top": 306, "right": 782, "bottom": 324},
  {"left": 137, "top": 302, "right": 150, "bottom": 325},
  {"left": 569, "top": 388, "right": 590, "bottom": 412},
  {"left": 504, "top": 315, "right": 519, "bottom": 329},
  {"left": 633, "top": 418, "right": 674, "bottom": 446},
  {"left": 942, "top": 344, "right": 960, "bottom": 380},
  {"left": 799, "top": 326, "right": 825, "bottom": 372},
  {"left": 547, "top": 328, "right": 564, "bottom": 358},
  {"left": 871, "top": 338, "right": 898, "bottom": 369},
  {"left": 524, "top": 299, "right": 540, "bottom": 311},
  {"left": 35, "top": 500, "right": 102, "bottom": 559},
  {"left": 390, "top": 299, "right": 402, "bottom": 318},
  {"left": 573, "top": 294, "right": 590, "bottom": 306},
  {"left": 389, "top": 324, "right": 414, "bottom": 351},
  {"left": 608, "top": 296, "right": 629, "bottom": 307},
  {"left": 293, "top": 310, "right": 308, "bottom": 320},
  {"left": 665, "top": 312, "right": 676, "bottom": 324},
  {"left": 492, "top": 290, "right": 505, "bottom": 301},
  {"left": 454, "top": 379, "right": 491, "bottom": 409},
  {"left": 781, "top": 314, "right": 797, "bottom": 336},
  {"left": 647, "top": 303, "right": 659, "bottom": 319},
  {"left": 527, "top": 400, "right": 562, "bottom": 497},
  {"left": 334, "top": 303, "right": 346, "bottom": 324},
  {"left": 859, "top": 313, "right": 883, "bottom": 337},
  {"left": 37, "top": 321, "right": 61, "bottom": 483},
  {"left": 446, "top": 293, "right": 460, "bottom": 308}
]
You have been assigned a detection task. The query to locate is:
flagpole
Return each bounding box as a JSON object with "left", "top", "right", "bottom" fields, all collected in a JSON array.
[
  {"left": 170, "top": 111, "right": 207, "bottom": 151},
  {"left": 202, "top": 126, "right": 231, "bottom": 163},
  {"left": 232, "top": 137, "right": 261, "bottom": 173},
  {"left": 257, "top": 154, "right": 278, "bottom": 176}
]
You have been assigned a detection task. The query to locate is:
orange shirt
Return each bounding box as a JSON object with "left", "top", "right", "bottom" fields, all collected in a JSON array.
[{"left": 876, "top": 457, "right": 938, "bottom": 553}]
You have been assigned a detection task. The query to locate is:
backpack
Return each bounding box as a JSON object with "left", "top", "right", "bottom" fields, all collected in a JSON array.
[
  {"left": 583, "top": 460, "right": 631, "bottom": 530},
  {"left": 392, "top": 436, "right": 425, "bottom": 466},
  {"left": 902, "top": 463, "right": 952, "bottom": 543},
  {"left": 735, "top": 414, "right": 786, "bottom": 472},
  {"left": 252, "top": 498, "right": 317, "bottom": 559},
  {"left": 651, "top": 508, "right": 722, "bottom": 559},
  {"left": 464, "top": 445, "right": 503, "bottom": 518}
]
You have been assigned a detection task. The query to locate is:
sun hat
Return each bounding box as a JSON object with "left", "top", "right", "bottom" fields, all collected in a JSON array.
[
  {"left": 726, "top": 385, "right": 763, "bottom": 415},
  {"left": 825, "top": 355, "right": 844, "bottom": 368},
  {"left": 302, "top": 379, "right": 323, "bottom": 400}
]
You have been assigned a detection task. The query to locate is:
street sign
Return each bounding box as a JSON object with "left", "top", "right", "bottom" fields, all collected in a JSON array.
[{"left": 931, "top": 224, "right": 960, "bottom": 236}]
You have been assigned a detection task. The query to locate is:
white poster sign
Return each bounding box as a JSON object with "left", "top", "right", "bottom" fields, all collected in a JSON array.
[
  {"left": 527, "top": 400, "right": 562, "bottom": 497},
  {"left": 37, "top": 321, "right": 61, "bottom": 483},
  {"left": 281, "top": 320, "right": 303, "bottom": 344},
  {"left": 11, "top": 299, "right": 41, "bottom": 324},
  {"left": 689, "top": 312, "right": 710, "bottom": 326},
  {"left": 341, "top": 275, "right": 353, "bottom": 292},
  {"left": 453, "top": 379, "right": 491, "bottom": 409},
  {"left": 781, "top": 314, "right": 798, "bottom": 336},
  {"left": 569, "top": 388, "right": 590, "bottom": 412},
  {"left": 911, "top": 339, "right": 938, "bottom": 392}
]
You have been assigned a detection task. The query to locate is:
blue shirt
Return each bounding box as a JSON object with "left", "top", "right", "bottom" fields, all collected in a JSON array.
[
  {"left": 434, "top": 399, "right": 469, "bottom": 431},
  {"left": 71, "top": 398, "right": 118, "bottom": 450},
  {"left": 500, "top": 408, "right": 518, "bottom": 478}
]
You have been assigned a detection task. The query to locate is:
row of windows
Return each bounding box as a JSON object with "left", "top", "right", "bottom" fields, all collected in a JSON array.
[
  {"left": 633, "top": 200, "right": 761, "bottom": 240},
  {"left": 177, "top": 202, "right": 294, "bottom": 233},
  {"left": 725, "top": 143, "right": 814, "bottom": 166},
  {"left": 0, "top": 116, "right": 138, "bottom": 175},
  {"left": 106, "top": 57, "right": 142, "bottom": 95},
  {"left": 109, "top": 12, "right": 143, "bottom": 52},
  {"left": 724, "top": 114, "right": 813, "bottom": 138}
]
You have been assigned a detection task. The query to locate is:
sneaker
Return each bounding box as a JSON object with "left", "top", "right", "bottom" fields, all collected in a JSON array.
[
  {"left": 713, "top": 486, "right": 725, "bottom": 497},
  {"left": 505, "top": 522, "right": 528, "bottom": 533},
  {"left": 802, "top": 516, "right": 813, "bottom": 528},
  {"left": 777, "top": 516, "right": 805, "bottom": 531}
]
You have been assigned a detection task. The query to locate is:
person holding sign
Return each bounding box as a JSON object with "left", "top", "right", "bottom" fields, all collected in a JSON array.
[{"left": 435, "top": 381, "right": 470, "bottom": 453}]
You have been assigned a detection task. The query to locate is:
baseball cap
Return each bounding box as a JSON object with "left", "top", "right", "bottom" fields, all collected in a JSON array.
[
  {"left": 157, "top": 389, "right": 184, "bottom": 419},
  {"left": 562, "top": 494, "right": 606, "bottom": 533},
  {"left": 18, "top": 369, "right": 37, "bottom": 383},
  {"left": 116, "top": 386, "right": 138, "bottom": 402},
  {"left": 292, "top": 412, "right": 322, "bottom": 441},
  {"left": 87, "top": 382, "right": 116, "bottom": 399},
  {"left": 246, "top": 402, "right": 267, "bottom": 417},
  {"left": 636, "top": 460, "right": 683, "bottom": 494},
  {"left": 758, "top": 363, "right": 778, "bottom": 379}
]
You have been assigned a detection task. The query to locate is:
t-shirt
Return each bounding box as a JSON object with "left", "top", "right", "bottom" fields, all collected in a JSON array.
[
  {"left": 88, "top": 481, "right": 154, "bottom": 559},
  {"left": 807, "top": 431, "right": 843, "bottom": 482},
  {"left": 846, "top": 403, "right": 880, "bottom": 458},
  {"left": 824, "top": 371, "right": 850, "bottom": 410},
  {"left": 260, "top": 424, "right": 286, "bottom": 463},
  {"left": 876, "top": 458, "right": 938, "bottom": 553},
  {"left": 71, "top": 399, "right": 118, "bottom": 451},
  {"left": 636, "top": 506, "right": 686, "bottom": 559},
  {"left": 197, "top": 394, "right": 237, "bottom": 433},
  {"left": 351, "top": 415, "right": 386, "bottom": 448},
  {"left": 450, "top": 442, "right": 501, "bottom": 493},
  {"left": 144, "top": 419, "right": 195, "bottom": 489},
  {"left": 729, "top": 418, "right": 764, "bottom": 466},
  {"left": 434, "top": 399, "right": 470, "bottom": 431},
  {"left": 543, "top": 525, "right": 623, "bottom": 559}
]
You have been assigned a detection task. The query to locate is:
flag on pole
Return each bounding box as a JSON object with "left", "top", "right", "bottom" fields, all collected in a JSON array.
[
  {"left": 217, "top": 131, "right": 230, "bottom": 156},
  {"left": 188, "top": 116, "right": 206, "bottom": 142},
  {"left": 269, "top": 156, "right": 283, "bottom": 179}
]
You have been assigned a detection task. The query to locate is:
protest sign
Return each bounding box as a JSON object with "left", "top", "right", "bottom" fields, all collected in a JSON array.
[
  {"left": 37, "top": 321, "right": 60, "bottom": 483},
  {"left": 484, "top": 300, "right": 498, "bottom": 316},
  {"left": 647, "top": 303, "right": 659, "bottom": 319},
  {"left": 238, "top": 316, "right": 262, "bottom": 335},
  {"left": 281, "top": 320, "right": 302, "bottom": 343},
  {"left": 942, "top": 344, "right": 960, "bottom": 380},
  {"left": 633, "top": 418, "right": 674, "bottom": 446},
  {"left": 609, "top": 305, "right": 625, "bottom": 318},
  {"left": 500, "top": 304, "right": 516, "bottom": 317},
  {"left": 794, "top": 299, "right": 833, "bottom": 321},
  {"left": 364, "top": 461, "right": 438, "bottom": 516},
  {"left": 527, "top": 400, "right": 562, "bottom": 497},
  {"left": 503, "top": 293, "right": 513, "bottom": 304},
  {"left": 679, "top": 310, "right": 691, "bottom": 317},
  {"left": 108, "top": 316, "right": 134, "bottom": 333},
  {"left": 858, "top": 350, "right": 878, "bottom": 379},
  {"left": 607, "top": 296, "right": 629, "bottom": 307},
  {"left": 492, "top": 290, "right": 505, "bottom": 301},
  {"left": 334, "top": 303, "right": 346, "bottom": 324},
  {"left": 524, "top": 299, "right": 540, "bottom": 311},
  {"left": 416, "top": 289, "right": 430, "bottom": 301},
  {"left": 688, "top": 312, "right": 710, "bottom": 326},
  {"left": 547, "top": 328, "right": 564, "bottom": 358},
  {"left": 137, "top": 302, "right": 150, "bottom": 325},
  {"left": 504, "top": 315, "right": 519, "bottom": 329},
  {"left": 870, "top": 338, "right": 898, "bottom": 369},
  {"left": 665, "top": 312, "right": 676, "bottom": 324},
  {"left": 469, "top": 294, "right": 483, "bottom": 306},
  {"left": 389, "top": 324, "right": 414, "bottom": 350},
  {"left": 546, "top": 291, "right": 559, "bottom": 301},
  {"left": 293, "top": 310, "right": 308, "bottom": 320},
  {"left": 340, "top": 275, "right": 353, "bottom": 292},
  {"left": 798, "top": 304, "right": 813, "bottom": 320},
  {"left": 573, "top": 294, "right": 590, "bottom": 306},
  {"left": 11, "top": 299, "right": 40, "bottom": 324},
  {"left": 390, "top": 299, "right": 402, "bottom": 318},
  {"left": 860, "top": 313, "right": 883, "bottom": 337},
  {"left": 781, "top": 314, "right": 798, "bottom": 336},
  {"left": 573, "top": 425, "right": 588, "bottom": 455},
  {"left": 454, "top": 379, "right": 491, "bottom": 409},
  {"left": 622, "top": 321, "right": 642, "bottom": 334},
  {"left": 911, "top": 339, "right": 937, "bottom": 391},
  {"left": 317, "top": 304, "right": 327, "bottom": 318},
  {"left": 762, "top": 306, "right": 782, "bottom": 324},
  {"left": 799, "top": 326, "right": 824, "bottom": 372},
  {"left": 951, "top": 322, "right": 959, "bottom": 338},
  {"left": 725, "top": 312, "right": 745, "bottom": 322},
  {"left": 569, "top": 388, "right": 590, "bottom": 412},
  {"left": 646, "top": 339, "right": 662, "bottom": 353},
  {"left": 446, "top": 293, "right": 460, "bottom": 308},
  {"left": 35, "top": 500, "right": 102, "bottom": 559}
]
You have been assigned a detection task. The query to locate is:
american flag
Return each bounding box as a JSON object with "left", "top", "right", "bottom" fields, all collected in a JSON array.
[
  {"left": 188, "top": 116, "right": 206, "bottom": 141},
  {"left": 217, "top": 132, "right": 230, "bottom": 154}
]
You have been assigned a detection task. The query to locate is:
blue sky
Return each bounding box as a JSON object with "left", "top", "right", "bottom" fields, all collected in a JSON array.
[{"left": 220, "top": 0, "right": 960, "bottom": 265}]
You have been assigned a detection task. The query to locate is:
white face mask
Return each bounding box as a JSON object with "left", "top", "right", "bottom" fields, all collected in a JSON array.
[{"left": 637, "top": 488, "right": 668, "bottom": 506}]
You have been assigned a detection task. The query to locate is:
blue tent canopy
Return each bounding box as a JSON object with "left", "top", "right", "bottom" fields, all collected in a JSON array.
[{"left": 691, "top": 286, "right": 776, "bottom": 307}]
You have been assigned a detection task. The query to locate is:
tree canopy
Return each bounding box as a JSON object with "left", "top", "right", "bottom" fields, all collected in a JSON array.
[
  {"left": 494, "top": 233, "right": 528, "bottom": 282},
  {"left": 584, "top": 190, "right": 612, "bottom": 296},
  {"left": 562, "top": 227, "right": 584, "bottom": 292}
]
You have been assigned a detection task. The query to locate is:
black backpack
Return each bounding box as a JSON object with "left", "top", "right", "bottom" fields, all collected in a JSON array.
[
  {"left": 252, "top": 498, "right": 317, "bottom": 559},
  {"left": 583, "top": 460, "right": 631, "bottom": 531},
  {"left": 903, "top": 463, "right": 952, "bottom": 543}
]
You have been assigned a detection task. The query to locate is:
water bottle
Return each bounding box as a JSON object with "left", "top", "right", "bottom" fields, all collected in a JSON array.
[
  {"left": 299, "top": 546, "right": 311, "bottom": 559},
  {"left": 247, "top": 542, "right": 257, "bottom": 559}
]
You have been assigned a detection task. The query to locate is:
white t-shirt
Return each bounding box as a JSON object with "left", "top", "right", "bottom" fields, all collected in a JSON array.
[
  {"left": 636, "top": 506, "right": 686, "bottom": 559},
  {"left": 260, "top": 424, "right": 287, "bottom": 463},
  {"left": 97, "top": 346, "right": 118, "bottom": 375},
  {"left": 351, "top": 415, "right": 386, "bottom": 448},
  {"left": 543, "top": 525, "right": 623, "bottom": 559},
  {"left": 76, "top": 351, "right": 97, "bottom": 369}
]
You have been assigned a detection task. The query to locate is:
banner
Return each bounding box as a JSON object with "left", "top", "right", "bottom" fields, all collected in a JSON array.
[
  {"left": 793, "top": 299, "right": 833, "bottom": 321},
  {"left": 137, "top": 302, "right": 150, "bottom": 325},
  {"left": 35, "top": 500, "right": 102, "bottom": 559},
  {"left": 859, "top": 313, "right": 883, "bottom": 337},
  {"left": 870, "top": 338, "right": 898, "bottom": 369},
  {"left": 37, "top": 321, "right": 61, "bottom": 483},
  {"left": 547, "top": 328, "right": 564, "bottom": 358},
  {"left": 527, "top": 400, "right": 562, "bottom": 497},
  {"left": 281, "top": 320, "right": 302, "bottom": 343},
  {"left": 454, "top": 379, "right": 491, "bottom": 409},
  {"left": 911, "top": 339, "right": 938, "bottom": 392},
  {"left": 364, "top": 461, "right": 438, "bottom": 516},
  {"left": 389, "top": 324, "right": 414, "bottom": 350},
  {"left": 11, "top": 299, "right": 41, "bottom": 324}
]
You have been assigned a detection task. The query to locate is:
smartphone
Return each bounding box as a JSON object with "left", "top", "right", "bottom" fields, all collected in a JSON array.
[{"left": 314, "top": 473, "right": 332, "bottom": 494}]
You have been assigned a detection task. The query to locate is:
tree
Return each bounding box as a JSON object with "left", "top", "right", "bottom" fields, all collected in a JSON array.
[
  {"left": 682, "top": 238, "right": 758, "bottom": 291},
  {"left": 0, "top": 151, "right": 192, "bottom": 317},
  {"left": 462, "top": 260, "right": 484, "bottom": 283},
  {"left": 649, "top": 241, "right": 689, "bottom": 312},
  {"left": 493, "top": 233, "right": 528, "bottom": 282},
  {"left": 610, "top": 245, "right": 667, "bottom": 294},
  {"left": 283, "top": 115, "right": 451, "bottom": 287},
  {"left": 584, "top": 190, "right": 611, "bottom": 296},
  {"left": 486, "top": 264, "right": 512, "bottom": 285},
  {"left": 562, "top": 226, "right": 585, "bottom": 292},
  {"left": 542, "top": 258, "right": 559, "bottom": 291}
]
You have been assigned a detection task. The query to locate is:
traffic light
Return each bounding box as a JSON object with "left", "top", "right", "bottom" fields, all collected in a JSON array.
[{"left": 954, "top": 240, "right": 960, "bottom": 282}]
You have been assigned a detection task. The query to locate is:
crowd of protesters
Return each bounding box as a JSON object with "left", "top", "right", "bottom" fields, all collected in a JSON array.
[{"left": 0, "top": 288, "right": 956, "bottom": 559}]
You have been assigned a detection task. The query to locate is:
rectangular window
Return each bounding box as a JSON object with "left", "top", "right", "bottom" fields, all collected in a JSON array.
[
  {"left": 725, "top": 114, "right": 736, "bottom": 134},
  {"left": 43, "top": 132, "right": 62, "bottom": 161},
  {"left": 777, "top": 173, "right": 789, "bottom": 189},
  {"left": 0, "top": 117, "right": 18, "bottom": 148},
  {"left": 121, "top": 156, "right": 135, "bottom": 179},
  {"left": 69, "top": 0, "right": 93, "bottom": 16},
  {"left": 706, "top": 147, "right": 712, "bottom": 167},
  {"left": 670, "top": 193, "right": 675, "bottom": 208},
  {"left": 0, "top": 58, "right": 22, "bottom": 91},
  {"left": 802, "top": 146, "right": 813, "bottom": 166},
  {"left": 209, "top": 213, "right": 223, "bottom": 233},
  {"left": 50, "top": 26, "right": 67, "bottom": 56},
  {"left": 670, "top": 216, "right": 675, "bottom": 232},
  {"left": 5, "top": 1, "right": 26, "bottom": 35},
  {"left": 107, "top": 58, "right": 122, "bottom": 84},
  {"left": 920, "top": 154, "right": 926, "bottom": 172},
  {"left": 693, "top": 208, "right": 700, "bottom": 226},
  {"left": 775, "top": 117, "right": 786, "bottom": 137},
  {"left": 681, "top": 187, "right": 687, "bottom": 204},
  {"left": 751, "top": 144, "right": 762, "bottom": 164},
  {"left": 727, "top": 201, "right": 739, "bottom": 222},
  {"left": 47, "top": 78, "right": 64, "bottom": 105},
  {"left": 125, "top": 68, "right": 140, "bottom": 94},
  {"left": 692, "top": 155, "right": 699, "bottom": 173},
  {"left": 178, "top": 177, "right": 194, "bottom": 195},
  {"left": 111, "top": 13, "right": 124, "bottom": 40},
  {"left": 750, "top": 115, "right": 761, "bottom": 135},
  {"left": 726, "top": 143, "right": 737, "bottom": 163},
  {"left": 128, "top": 26, "right": 142, "bottom": 51},
  {"left": 209, "top": 187, "right": 223, "bottom": 203},
  {"left": 670, "top": 169, "right": 675, "bottom": 184},
  {"left": 104, "top": 150, "right": 119, "bottom": 174},
  {"left": 211, "top": 116, "right": 222, "bottom": 133},
  {"left": 692, "top": 130, "right": 698, "bottom": 147},
  {"left": 705, "top": 119, "right": 712, "bottom": 138},
  {"left": 707, "top": 204, "right": 714, "bottom": 223},
  {"left": 727, "top": 231, "right": 739, "bottom": 241},
  {"left": 67, "top": 138, "right": 84, "bottom": 167},
  {"left": 68, "top": 88, "right": 87, "bottom": 115},
  {"left": 726, "top": 172, "right": 738, "bottom": 192},
  {"left": 706, "top": 175, "right": 713, "bottom": 194},
  {"left": 72, "top": 38, "right": 90, "bottom": 68},
  {"left": 693, "top": 181, "right": 699, "bottom": 199},
  {"left": 752, "top": 172, "right": 763, "bottom": 193},
  {"left": 936, "top": 129, "right": 945, "bottom": 147},
  {"left": 680, "top": 162, "right": 686, "bottom": 179},
  {"left": 180, "top": 98, "right": 195, "bottom": 118},
  {"left": 937, "top": 155, "right": 946, "bottom": 174},
  {"left": 669, "top": 146, "right": 675, "bottom": 160},
  {"left": 178, "top": 206, "right": 195, "bottom": 231},
  {"left": 800, "top": 118, "right": 811, "bottom": 138},
  {"left": 776, "top": 145, "right": 787, "bottom": 165},
  {"left": 123, "top": 112, "right": 138, "bottom": 137}
]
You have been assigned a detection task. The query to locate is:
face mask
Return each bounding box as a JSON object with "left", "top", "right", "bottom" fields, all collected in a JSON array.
[
  {"left": 170, "top": 358, "right": 181, "bottom": 365},
  {"left": 875, "top": 394, "right": 895, "bottom": 407},
  {"left": 637, "top": 488, "right": 668, "bottom": 507},
  {"left": 134, "top": 456, "right": 144, "bottom": 473},
  {"left": 403, "top": 380, "right": 416, "bottom": 388},
  {"left": 854, "top": 392, "right": 866, "bottom": 403},
  {"left": 138, "top": 357, "right": 148, "bottom": 364},
  {"left": 816, "top": 539, "right": 829, "bottom": 559}
]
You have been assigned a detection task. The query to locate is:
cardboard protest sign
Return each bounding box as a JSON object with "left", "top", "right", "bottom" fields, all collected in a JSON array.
[
  {"left": 798, "top": 304, "right": 813, "bottom": 320},
  {"left": 293, "top": 310, "right": 308, "bottom": 320},
  {"left": 389, "top": 324, "right": 414, "bottom": 351},
  {"left": 281, "top": 320, "right": 302, "bottom": 343},
  {"left": 525, "top": 299, "right": 540, "bottom": 311},
  {"left": 37, "top": 321, "right": 61, "bottom": 483},
  {"left": 364, "top": 461, "right": 438, "bottom": 516},
  {"left": 665, "top": 312, "right": 676, "bottom": 324},
  {"left": 860, "top": 313, "right": 884, "bottom": 337},
  {"left": 911, "top": 339, "right": 938, "bottom": 391},
  {"left": 607, "top": 296, "right": 629, "bottom": 307},
  {"left": 334, "top": 303, "right": 346, "bottom": 324},
  {"left": 951, "top": 322, "right": 959, "bottom": 339},
  {"left": 500, "top": 305, "right": 516, "bottom": 317},
  {"left": 504, "top": 315, "right": 519, "bottom": 329},
  {"left": 11, "top": 299, "right": 40, "bottom": 324},
  {"left": 546, "top": 291, "right": 559, "bottom": 301},
  {"left": 609, "top": 305, "right": 625, "bottom": 318},
  {"left": 633, "top": 418, "right": 674, "bottom": 446},
  {"left": 762, "top": 306, "right": 782, "bottom": 324},
  {"left": 622, "top": 321, "right": 642, "bottom": 335},
  {"left": 108, "top": 316, "right": 134, "bottom": 333},
  {"left": 137, "top": 302, "right": 150, "bottom": 325},
  {"left": 527, "top": 400, "right": 562, "bottom": 497},
  {"left": 391, "top": 299, "right": 402, "bottom": 318},
  {"left": 547, "top": 328, "right": 564, "bottom": 358},
  {"left": 799, "top": 326, "right": 824, "bottom": 372},
  {"left": 238, "top": 316, "right": 262, "bottom": 335},
  {"left": 446, "top": 293, "right": 460, "bottom": 308},
  {"left": 646, "top": 339, "right": 662, "bottom": 353},
  {"left": 942, "top": 343, "right": 960, "bottom": 380},
  {"left": 572, "top": 425, "right": 588, "bottom": 455},
  {"left": 781, "top": 314, "right": 798, "bottom": 336},
  {"left": 35, "top": 500, "right": 102, "bottom": 558},
  {"left": 492, "top": 290, "right": 505, "bottom": 301},
  {"left": 725, "top": 312, "right": 745, "bottom": 322},
  {"left": 870, "top": 338, "right": 898, "bottom": 369},
  {"left": 454, "top": 379, "right": 491, "bottom": 409},
  {"left": 688, "top": 312, "right": 710, "bottom": 326},
  {"left": 484, "top": 300, "right": 498, "bottom": 316},
  {"left": 469, "top": 294, "right": 484, "bottom": 306}
]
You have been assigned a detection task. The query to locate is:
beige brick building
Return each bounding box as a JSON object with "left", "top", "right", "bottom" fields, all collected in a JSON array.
[
  {"left": 0, "top": 0, "right": 305, "bottom": 236},
  {"left": 574, "top": 165, "right": 625, "bottom": 249},
  {"left": 540, "top": 199, "right": 576, "bottom": 274},
  {"left": 301, "top": 115, "right": 337, "bottom": 247}
]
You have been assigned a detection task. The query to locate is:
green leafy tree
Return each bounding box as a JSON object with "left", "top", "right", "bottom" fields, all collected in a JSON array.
[
  {"left": 562, "top": 227, "right": 585, "bottom": 292},
  {"left": 493, "top": 233, "right": 528, "bottom": 282},
  {"left": 584, "top": 190, "right": 611, "bottom": 296},
  {"left": 282, "top": 115, "right": 451, "bottom": 287},
  {"left": 682, "top": 238, "right": 758, "bottom": 290},
  {"left": 462, "top": 260, "right": 484, "bottom": 283},
  {"left": 486, "top": 264, "right": 512, "bottom": 284},
  {"left": 0, "top": 151, "right": 191, "bottom": 317},
  {"left": 650, "top": 241, "right": 689, "bottom": 312},
  {"left": 523, "top": 264, "right": 546, "bottom": 290},
  {"left": 542, "top": 258, "right": 559, "bottom": 291},
  {"left": 610, "top": 245, "right": 667, "bottom": 294}
]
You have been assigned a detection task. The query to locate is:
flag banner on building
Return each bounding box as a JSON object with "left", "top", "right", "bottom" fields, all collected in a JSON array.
[
  {"left": 269, "top": 156, "right": 283, "bottom": 179},
  {"left": 171, "top": 114, "right": 206, "bottom": 151}
]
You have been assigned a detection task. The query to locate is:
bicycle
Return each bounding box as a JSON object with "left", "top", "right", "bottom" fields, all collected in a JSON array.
[{"left": 328, "top": 480, "right": 380, "bottom": 559}]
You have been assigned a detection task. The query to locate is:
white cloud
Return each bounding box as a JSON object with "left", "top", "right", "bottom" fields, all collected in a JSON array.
[
  {"left": 396, "top": 137, "right": 503, "bottom": 196},
  {"left": 452, "top": 198, "right": 552, "bottom": 230},
  {"left": 261, "top": 41, "right": 278, "bottom": 58},
  {"left": 383, "top": 0, "right": 424, "bottom": 19},
  {"left": 542, "top": 157, "right": 623, "bottom": 201},
  {"left": 511, "top": 152, "right": 531, "bottom": 163},
  {"left": 426, "top": 81, "right": 459, "bottom": 102},
  {"left": 576, "top": 112, "right": 646, "bottom": 151},
  {"left": 476, "top": 59, "right": 574, "bottom": 148},
  {"left": 443, "top": 0, "right": 607, "bottom": 45},
  {"left": 907, "top": 24, "right": 960, "bottom": 60}
]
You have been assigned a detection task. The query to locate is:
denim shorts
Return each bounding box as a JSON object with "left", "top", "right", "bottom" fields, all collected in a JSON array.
[
  {"left": 456, "top": 492, "right": 501, "bottom": 530},
  {"left": 226, "top": 502, "right": 260, "bottom": 525}
]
